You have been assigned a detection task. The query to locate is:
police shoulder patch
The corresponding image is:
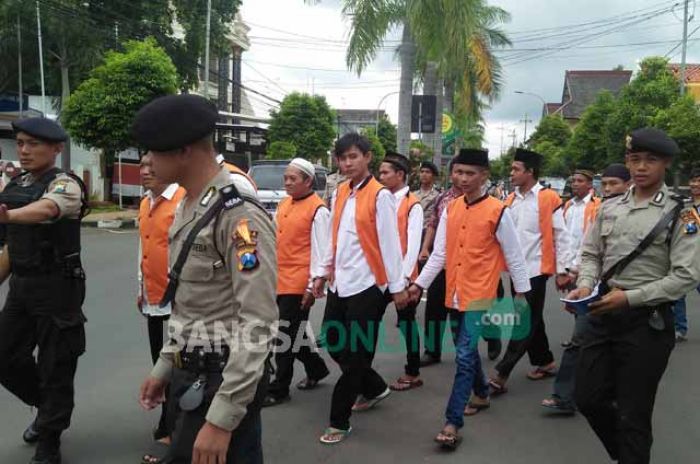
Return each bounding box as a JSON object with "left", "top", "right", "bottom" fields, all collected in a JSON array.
[
  {"left": 680, "top": 209, "right": 699, "bottom": 235},
  {"left": 51, "top": 180, "right": 69, "bottom": 194},
  {"left": 233, "top": 218, "right": 259, "bottom": 271}
]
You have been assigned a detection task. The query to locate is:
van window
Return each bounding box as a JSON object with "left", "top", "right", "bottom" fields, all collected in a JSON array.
[
  {"left": 249, "top": 165, "right": 286, "bottom": 190},
  {"left": 315, "top": 172, "right": 327, "bottom": 191}
]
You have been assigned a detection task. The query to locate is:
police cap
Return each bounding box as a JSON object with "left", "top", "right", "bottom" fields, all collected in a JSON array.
[
  {"left": 12, "top": 117, "right": 67, "bottom": 143},
  {"left": 602, "top": 163, "right": 631, "bottom": 182},
  {"left": 627, "top": 127, "right": 680, "bottom": 158},
  {"left": 420, "top": 160, "right": 439, "bottom": 176},
  {"left": 131, "top": 94, "right": 218, "bottom": 151}
]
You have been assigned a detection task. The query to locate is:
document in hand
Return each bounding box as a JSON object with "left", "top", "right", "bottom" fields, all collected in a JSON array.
[{"left": 560, "top": 284, "right": 602, "bottom": 316}]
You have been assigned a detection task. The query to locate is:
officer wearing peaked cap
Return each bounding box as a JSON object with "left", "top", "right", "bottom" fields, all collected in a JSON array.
[
  {"left": 570, "top": 127, "right": 700, "bottom": 464},
  {"left": 0, "top": 117, "right": 88, "bottom": 464},
  {"left": 134, "top": 94, "right": 277, "bottom": 464}
]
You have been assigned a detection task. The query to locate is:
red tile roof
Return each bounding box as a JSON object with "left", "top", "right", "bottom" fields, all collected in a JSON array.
[{"left": 668, "top": 63, "right": 700, "bottom": 83}]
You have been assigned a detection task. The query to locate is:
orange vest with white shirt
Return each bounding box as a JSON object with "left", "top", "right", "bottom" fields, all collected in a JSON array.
[
  {"left": 445, "top": 195, "right": 506, "bottom": 311},
  {"left": 563, "top": 193, "right": 601, "bottom": 234},
  {"left": 505, "top": 187, "right": 562, "bottom": 276},
  {"left": 398, "top": 192, "right": 420, "bottom": 280},
  {"left": 331, "top": 177, "right": 388, "bottom": 287},
  {"left": 138, "top": 187, "right": 186, "bottom": 304},
  {"left": 276, "top": 193, "right": 326, "bottom": 295}
]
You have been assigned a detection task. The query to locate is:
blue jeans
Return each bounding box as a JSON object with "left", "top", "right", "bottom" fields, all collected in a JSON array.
[
  {"left": 444, "top": 311, "right": 489, "bottom": 429},
  {"left": 673, "top": 296, "right": 688, "bottom": 335}
]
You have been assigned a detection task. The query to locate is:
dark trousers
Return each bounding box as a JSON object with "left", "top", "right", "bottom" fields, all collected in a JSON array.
[
  {"left": 551, "top": 314, "right": 592, "bottom": 405},
  {"left": 163, "top": 365, "right": 268, "bottom": 464},
  {"left": 423, "top": 271, "right": 460, "bottom": 358},
  {"left": 496, "top": 275, "right": 553, "bottom": 378},
  {"left": 147, "top": 314, "right": 170, "bottom": 436},
  {"left": 0, "top": 274, "right": 85, "bottom": 442},
  {"left": 575, "top": 306, "right": 674, "bottom": 464},
  {"left": 397, "top": 301, "right": 421, "bottom": 376},
  {"left": 268, "top": 295, "right": 329, "bottom": 399},
  {"left": 323, "top": 286, "right": 388, "bottom": 430}
]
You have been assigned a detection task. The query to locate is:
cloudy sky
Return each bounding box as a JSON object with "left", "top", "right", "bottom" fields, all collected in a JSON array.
[{"left": 240, "top": 0, "right": 699, "bottom": 157}]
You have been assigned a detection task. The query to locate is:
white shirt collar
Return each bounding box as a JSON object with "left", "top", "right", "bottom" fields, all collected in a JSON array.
[
  {"left": 393, "top": 185, "right": 410, "bottom": 200},
  {"left": 572, "top": 191, "right": 593, "bottom": 205},
  {"left": 515, "top": 181, "right": 542, "bottom": 199},
  {"left": 147, "top": 183, "right": 180, "bottom": 201}
]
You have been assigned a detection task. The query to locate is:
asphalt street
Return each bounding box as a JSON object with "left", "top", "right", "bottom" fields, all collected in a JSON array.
[{"left": 1, "top": 228, "right": 698, "bottom": 463}]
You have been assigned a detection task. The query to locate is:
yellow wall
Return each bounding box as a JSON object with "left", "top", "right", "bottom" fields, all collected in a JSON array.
[{"left": 686, "top": 83, "right": 700, "bottom": 103}]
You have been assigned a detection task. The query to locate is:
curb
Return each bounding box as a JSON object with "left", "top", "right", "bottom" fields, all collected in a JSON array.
[{"left": 82, "top": 219, "right": 137, "bottom": 230}]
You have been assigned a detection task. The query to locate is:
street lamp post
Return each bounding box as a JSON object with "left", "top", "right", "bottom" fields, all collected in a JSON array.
[{"left": 514, "top": 90, "right": 547, "bottom": 114}]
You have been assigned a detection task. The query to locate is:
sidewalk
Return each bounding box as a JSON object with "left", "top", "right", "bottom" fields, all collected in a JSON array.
[{"left": 82, "top": 209, "right": 138, "bottom": 229}]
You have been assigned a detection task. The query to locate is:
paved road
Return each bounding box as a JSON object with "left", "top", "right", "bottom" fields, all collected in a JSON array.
[{"left": 1, "top": 229, "right": 698, "bottom": 463}]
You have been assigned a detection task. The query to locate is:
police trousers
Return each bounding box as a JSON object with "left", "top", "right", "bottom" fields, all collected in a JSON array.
[
  {"left": 0, "top": 273, "right": 86, "bottom": 439},
  {"left": 575, "top": 305, "right": 674, "bottom": 464},
  {"left": 163, "top": 365, "right": 269, "bottom": 464}
]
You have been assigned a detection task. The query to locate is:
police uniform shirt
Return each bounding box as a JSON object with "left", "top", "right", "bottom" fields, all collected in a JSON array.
[
  {"left": 149, "top": 167, "right": 278, "bottom": 432},
  {"left": 18, "top": 171, "right": 83, "bottom": 219},
  {"left": 578, "top": 184, "right": 700, "bottom": 307},
  {"left": 412, "top": 185, "right": 439, "bottom": 230}
]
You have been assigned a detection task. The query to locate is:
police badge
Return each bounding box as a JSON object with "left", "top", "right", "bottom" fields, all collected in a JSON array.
[
  {"left": 680, "top": 210, "right": 699, "bottom": 235},
  {"left": 233, "top": 218, "right": 259, "bottom": 271}
]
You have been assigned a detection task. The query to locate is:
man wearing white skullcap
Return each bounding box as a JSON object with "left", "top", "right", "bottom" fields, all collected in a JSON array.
[{"left": 263, "top": 158, "right": 330, "bottom": 407}]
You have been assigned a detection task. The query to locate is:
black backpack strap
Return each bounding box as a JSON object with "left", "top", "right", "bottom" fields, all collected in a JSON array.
[
  {"left": 601, "top": 199, "right": 684, "bottom": 284},
  {"left": 65, "top": 173, "right": 91, "bottom": 219}
]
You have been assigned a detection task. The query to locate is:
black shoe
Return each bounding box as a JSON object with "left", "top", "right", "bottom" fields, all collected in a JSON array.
[
  {"left": 29, "top": 452, "right": 61, "bottom": 464},
  {"left": 30, "top": 442, "right": 61, "bottom": 464},
  {"left": 419, "top": 354, "right": 441, "bottom": 367},
  {"left": 487, "top": 339, "right": 502, "bottom": 361},
  {"left": 23, "top": 419, "right": 40, "bottom": 444},
  {"left": 261, "top": 394, "right": 291, "bottom": 408}
]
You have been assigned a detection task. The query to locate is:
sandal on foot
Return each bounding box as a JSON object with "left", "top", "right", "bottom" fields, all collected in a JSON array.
[
  {"left": 262, "top": 394, "right": 291, "bottom": 408},
  {"left": 389, "top": 377, "right": 423, "bottom": 392},
  {"left": 464, "top": 401, "right": 490, "bottom": 416},
  {"left": 527, "top": 365, "right": 557, "bottom": 381},
  {"left": 352, "top": 388, "right": 391, "bottom": 412},
  {"left": 297, "top": 376, "right": 326, "bottom": 391},
  {"left": 319, "top": 427, "right": 352, "bottom": 445},
  {"left": 434, "top": 430, "right": 462, "bottom": 450},
  {"left": 541, "top": 397, "right": 576, "bottom": 414},
  {"left": 141, "top": 455, "right": 161, "bottom": 464},
  {"left": 488, "top": 379, "right": 508, "bottom": 397}
]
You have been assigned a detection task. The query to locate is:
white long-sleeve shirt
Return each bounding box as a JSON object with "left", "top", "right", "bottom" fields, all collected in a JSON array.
[
  {"left": 394, "top": 186, "right": 424, "bottom": 282},
  {"left": 564, "top": 192, "right": 592, "bottom": 270},
  {"left": 415, "top": 204, "right": 531, "bottom": 309},
  {"left": 308, "top": 205, "right": 330, "bottom": 290},
  {"left": 320, "top": 177, "right": 405, "bottom": 298},
  {"left": 508, "top": 183, "right": 570, "bottom": 278}
]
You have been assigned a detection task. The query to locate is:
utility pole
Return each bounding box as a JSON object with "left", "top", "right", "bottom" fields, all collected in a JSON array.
[
  {"left": 498, "top": 124, "right": 507, "bottom": 156},
  {"left": 520, "top": 113, "right": 533, "bottom": 143},
  {"left": 17, "top": 15, "right": 23, "bottom": 117},
  {"left": 509, "top": 130, "right": 518, "bottom": 149},
  {"left": 203, "top": 0, "right": 212, "bottom": 98},
  {"left": 680, "top": 0, "right": 690, "bottom": 95},
  {"left": 36, "top": 0, "right": 46, "bottom": 116}
]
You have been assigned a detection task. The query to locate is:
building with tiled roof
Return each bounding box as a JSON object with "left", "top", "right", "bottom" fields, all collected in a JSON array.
[{"left": 668, "top": 63, "right": 700, "bottom": 102}]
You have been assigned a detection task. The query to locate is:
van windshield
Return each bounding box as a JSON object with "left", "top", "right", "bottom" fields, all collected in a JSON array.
[{"left": 249, "top": 165, "right": 286, "bottom": 190}]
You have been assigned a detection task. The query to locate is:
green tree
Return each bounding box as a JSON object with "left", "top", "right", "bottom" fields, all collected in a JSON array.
[
  {"left": 267, "top": 141, "right": 298, "bottom": 160},
  {"left": 529, "top": 115, "right": 572, "bottom": 148},
  {"left": 359, "top": 127, "right": 387, "bottom": 175},
  {"left": 62, "top": 39, "right": 179, "bottom": 194},
  {"left": 567, "top": 91, "right": 618, "bottom": 171},
  {"left": 653, "top": 95, "right": 700, "bottom": 182},
  {"left": 267, "top": 92, "right": 336, "bottom": 160},
  {"left": 377, "top": 115, "right": 397, "bottom": 153}
]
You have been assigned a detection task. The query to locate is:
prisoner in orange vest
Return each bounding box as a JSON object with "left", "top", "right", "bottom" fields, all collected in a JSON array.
[
  {"left": 378, "top": 151, "right": 424, "bottom": 391},
  {"left": 409, "top": 148, "right": 530, "bottom": 448},
  {"left": 265, "top": 158, "right": 330, "bottom": 408},
  {"left": 563, "top": 168, "right": 601, "bottom": 272}
]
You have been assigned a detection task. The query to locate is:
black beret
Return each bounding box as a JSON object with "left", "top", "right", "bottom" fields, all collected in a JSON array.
[
  {"left": 602, "top": 163, "right": 631, "bottom": 181},
  {"left": 383, "top": 151, "right": 410, "bottom": 173},
  {"left": 420, "top": 160, "right": 439, "bottom": 176},
  {"left": 12, "top": 117, "right": 67, "bottom": 142},
  {"left": 626, "top": 127, "right": 679, "bottom": 158},
  {"left": 453, "top": 148, "right": 489, "bottom": 167},
  {"left": 514, "top": 148, "right": 543, "bottom": 167},
  {"left": 131, "top": 94, "right": 218, "bottom": 151}
]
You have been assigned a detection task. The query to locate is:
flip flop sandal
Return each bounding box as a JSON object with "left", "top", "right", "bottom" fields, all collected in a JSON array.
[
  {"left": 141, "top": 455, "right": 161, "bottom": 464},
  {"left": 541, "top": 397, "right": 576, "bottom": 414},
  {"left": 434, "top": 431, "right": 462, "bottom": 450},
  {"left": 296, "top": 378, "right": 320, "bottom": 390},
  {"left": 319, "top": 427, "right": 352, "bottom": 445},
  {"left": 464, "top": 401, "right": 490, "bottom": 416},
  {"left": 488, "top": 379, "right": 508, "bottom": 397},
  {"left": 352, "top": 388, "right": 391, "bottom": 412},
  {"left": 527, "top": 367, "right": 557, "bottom": 381},
  {"left": 389, "top": 377, "right": 424, "bottom": 392}
]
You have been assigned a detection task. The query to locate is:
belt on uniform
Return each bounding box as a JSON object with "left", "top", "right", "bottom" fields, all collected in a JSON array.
[{"left": 175, "top": 345, "right": 230, "bottom": 374}]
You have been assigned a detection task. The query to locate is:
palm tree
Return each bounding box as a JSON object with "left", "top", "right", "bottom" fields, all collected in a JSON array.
[{"left": 307, "top": 0, "right": 510, "bottom": 158}]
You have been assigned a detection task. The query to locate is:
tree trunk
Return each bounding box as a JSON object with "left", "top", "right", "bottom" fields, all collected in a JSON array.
[
  {"left": 397, "top": 24, "right": 416, "bottom": 156},
  {"left": 59, "top": 40, "right": 71, "bottom": 172}
]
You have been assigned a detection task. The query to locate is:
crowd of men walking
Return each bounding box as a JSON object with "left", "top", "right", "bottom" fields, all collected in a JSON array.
[{"left": 0, "top": 93, "right": 698, "bottom": 464}]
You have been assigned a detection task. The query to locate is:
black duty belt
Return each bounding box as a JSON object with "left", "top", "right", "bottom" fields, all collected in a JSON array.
[{"left": 175, "top": 346, "right": 230, "bottom": 373}]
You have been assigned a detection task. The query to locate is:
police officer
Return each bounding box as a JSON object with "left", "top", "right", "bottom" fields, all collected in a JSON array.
[
  {"left": 570, "top": 128, "right": 700, "bottom": 464},
  {"left": 0, "top": 118, "right": 88, "bottom": 464},
  {"left": 134, "top": 94, "right": 277, "bottom": 464}
]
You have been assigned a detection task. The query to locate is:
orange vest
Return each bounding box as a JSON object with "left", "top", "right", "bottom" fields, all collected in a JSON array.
[
  {"left": 505, "top": 187, "right": 562, "bottom": 276},
  {"left": 445, "top": 195, "right": 506, "bottom": 311},
  {"left": 138, "top": 186, "right": 186, "bottom": 304},
  {"left": 397, "top": 191, "right": 420, "bottom": 280},
  {"left": 223, "top": 162, "right": 258, "bottom": 190},
  {"left": 276, "top": 193, "right": 327, "bottom": 295},
  {"left": 331, "top": 177, "right": 388, "bottom": 286},
  {"left": 563, "top": 193, "right": 601, "bottom": 234}
]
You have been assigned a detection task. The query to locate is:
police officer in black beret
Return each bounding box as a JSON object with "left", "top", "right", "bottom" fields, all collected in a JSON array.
[
  {"left": 570, "top": 127, "right": 700, "bottom": 463},
  {"left": 0, "top": 118, "right": 88, "bottom": 464}
]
